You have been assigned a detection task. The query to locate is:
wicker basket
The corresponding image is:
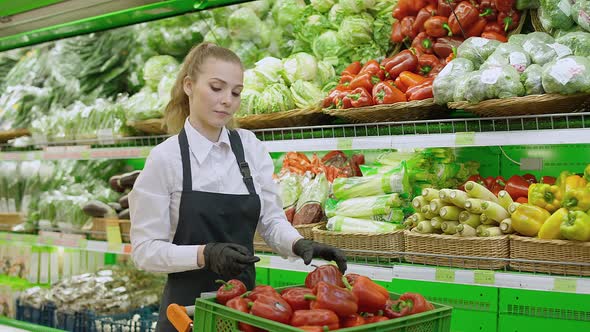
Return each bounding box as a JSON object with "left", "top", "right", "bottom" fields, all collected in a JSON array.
[
  {"left": 253, "top": 231, "right": 274, "bottom": 253},
  {"left": 0, "top": 129, "right": 30, "bottom": 143},
  {"left": 404, "top": 231, "right": 509, "bottom": 269},
  {"left": 448, "top": 93, "right": 590, "bottom": 117},
  {"left": 130, "top": 119, "right": 167, "bottom": 135},
  {"left": 294, "top": 222, "right": 326, "bottom": 240},
  {"left": 325, "top": 99, "right": 448, "bottom": 124},
  {"left": 90, "top": 218, "right": 131, "bottom": 243},
  {"left": 510, "top": 235, "right": 590, "bottom": 276},
  {"left": 530, "top": 9, "right": 548, "bottom": 33},
  {"left": 237, "top": 108, "right": 331, "bottom": 130},
  {"left": 312, "top": 225, "right": 404, "bottom": 258},
  {"left": 0, "top": 213, "right": 24, "bottom": 231}
]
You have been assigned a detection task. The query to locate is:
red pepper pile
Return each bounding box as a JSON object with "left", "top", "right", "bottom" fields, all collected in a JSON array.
[
  {"left": 461, "top": 173, "right": 556, "bottom": 202},
  {"left": 215, "top": 265, "right": 435, "bottom": 331},
  {"left": 280, "top": 151, "right": 365, "bottom": 182}
]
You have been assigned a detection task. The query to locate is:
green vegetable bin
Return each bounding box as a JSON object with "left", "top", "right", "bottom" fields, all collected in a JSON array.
[{"left": 193, "top": 286, "right": 452, "bottom": 332}]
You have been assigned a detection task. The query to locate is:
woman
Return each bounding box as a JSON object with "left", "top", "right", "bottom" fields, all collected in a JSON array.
[{"left": 129, "top": 43, "right": 347, "bottom": 332}]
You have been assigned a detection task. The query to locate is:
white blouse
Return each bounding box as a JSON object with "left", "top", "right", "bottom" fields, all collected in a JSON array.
[{"left": 129, "top": 119, "right": 303, "bottom": 274}]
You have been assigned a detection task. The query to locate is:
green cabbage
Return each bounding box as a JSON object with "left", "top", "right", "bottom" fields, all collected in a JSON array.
[
  {"left": 253, "top": 57, "right": 284, "bottom": 84},
  {"left": 328, "top": 4, "right": 348, "bottom": 28},
  {"left": 340, "top": 0, "right": 377, "bottom": 13},
  {"left": 123, "top": 88, "right": 163, "bottom": 121},
  {"left": 542, "top": 56, "right": 590, "bottom": 94},
  {"left": 143, "top": 15, "right": 209, "bottom": 58},
  {"left": 243, "top": 0, "right": 273, "bottom": 19},
  {"left": 203, "top": 27, "right": 232, "bottom": 48},
  {"left": 316, "top": 60, "right": 336, "bottom": 87},
  {"left": 556, "top": 32, "right": 590, "bottom": 56},
  {"left": 143, "top": 56, "right": 179, "bottom": 92},
  {"left": 256, "top": 84, "right": 296, "bottom": 114},
  {"left": 539, "top": 0, "right": 575, "bottom": 30},
  {"left": 290, "top": 80, "right": 324, "bottom": 109},
  {"left": 282, "top": 53, "right": 318, "bottom": 84},
  {"left": 572, "top": 0, "right": 590, "bottom": 32},
  {"left": 481, "top": 43, "right": 531, "bottom": 73},
  {"left": 244, "top": 69, "right": 267, "bottom": 92},
  {"left": 272, "top": 0, "right": 306, "bottom": 34},
  {"left": 230, "top": 41, "right": 260, "bottom": 69},
  {"left": 311, "top": 0, "right": 335, "bottom": 13},
  {"left": 433, "top": 58, "right": 476, "bottom": 105},
  {"left": 157, "top": 70, "right": 178, "bottom": 108},
  {"left": 237, "top": 89, "right": 260, "bottom": 117},
  {"left": 521, "top": 64, "right": 545, "bottom": 95},
  {"left": 228, "top": 8, "right": 263, "bottom": 41},
  {"left": 457, "top": 37, "right": 501, "bottom": 67},
  {"left": 312, "top": 30, "right": 353, "bottom": 65},
  {"left": 278, "top": 172, "right": 303, "bottom": 209},
  {"left": 337, "top": 16, "right": 374, "bottom": 45},
  {"left": 454, "top": 66, "right": 525, "bottom": 103}
]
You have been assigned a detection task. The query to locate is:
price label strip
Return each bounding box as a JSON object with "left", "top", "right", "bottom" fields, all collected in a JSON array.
[
  {"left": 435, "top": 268, "right": 455, "bottom": 283},
  {"left": 455, "top": 132, "right": 475, "bottom": 146},
  {"left": 474, "top": 270, "right": 495, "bottom": 285},
  {"left": 553, "top": 278, "right": 577, "bottom": 293},
  {"left": 106, "top": 220, "right": 123, "bottom": 253},
  {"left": 337, "top": 138, "right": 353, "bottom": 150}
]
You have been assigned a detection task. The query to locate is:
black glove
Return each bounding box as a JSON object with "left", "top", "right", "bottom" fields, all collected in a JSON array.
[
  {"left": 204, "top": 243, "right": 260, "bottom": 277},
  {"left": 293, "top": 239, "right": 347, "bottom": 273}
]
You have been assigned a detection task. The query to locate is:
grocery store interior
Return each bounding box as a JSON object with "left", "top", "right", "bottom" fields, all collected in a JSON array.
[{"left": 0, "top": 0, "right": 589, "bottom": 331}]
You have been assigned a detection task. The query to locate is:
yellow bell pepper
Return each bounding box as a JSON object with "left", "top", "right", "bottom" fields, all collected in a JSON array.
[
  {"left": 511, "top": 204, "right": 551, "bottom": 237},
  {"left": 562, "top": 186, "right": 590, "bottom": 211},
  {"left": 560, "top": 210, "right": 590, "bottom": 241},
  {"left": 528, "top": 183, "right": 562, "bottom": 213},
  {"left": 584, "top": 164, "right": 590, "bottom": 183},
  {"left": 538, "top": 207, "right": 568, "bottom": 239},
  {"left": 564, "top": 174, "right": 587, "bottom": 193}
]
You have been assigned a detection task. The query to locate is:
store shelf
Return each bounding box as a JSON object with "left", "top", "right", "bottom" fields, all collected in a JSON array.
[{"left": 0, "top": 231, "right": 132, "bottom": 255}]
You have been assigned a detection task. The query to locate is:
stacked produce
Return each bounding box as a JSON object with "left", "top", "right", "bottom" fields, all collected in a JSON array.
[
  {"left": 213, "top": 265, "right": 435, "bottom": 330},
  {"left": 81, "top": 171, "right": 140, "bottom": 221},
  {"left": 536, "top": 0, "right": 590, "bottom": 33},
  {"left": 434, "top": 32, "right": 590, "bottom": 105}
]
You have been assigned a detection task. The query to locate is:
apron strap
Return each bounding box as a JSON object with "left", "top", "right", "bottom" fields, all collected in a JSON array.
[
  {"left": 228, "top": 130, "right": 257, "bottom": 195},
  {"left": 178, "top": 128, "right": 193, "bottom": 192}
]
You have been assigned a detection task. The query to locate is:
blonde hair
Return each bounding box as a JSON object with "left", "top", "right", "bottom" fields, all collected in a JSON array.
[{"left": 164, "top": 42, "right": 243, "bottom": 134}]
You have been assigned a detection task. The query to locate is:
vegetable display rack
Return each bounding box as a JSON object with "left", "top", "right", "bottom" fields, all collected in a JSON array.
[
  {"left": 236, "top": 108, "right": 332, "bottom": 130},
  {"left": 193, "top": 288, "right": 452, "bottom": 332}
]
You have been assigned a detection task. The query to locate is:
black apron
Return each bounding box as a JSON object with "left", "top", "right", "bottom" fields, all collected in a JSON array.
[{"left": 156, "top": 128, "right": 261, "bottom": 332}]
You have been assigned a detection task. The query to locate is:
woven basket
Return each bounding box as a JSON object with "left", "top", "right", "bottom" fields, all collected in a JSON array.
[
  {"left": 510, "top": 235, "right": 590, "bottom": 276},
  {"left": 312, "top": 225, "right": 404, "bottom": 258},
  {"left": 294, "top": 222, "right": 326, "bottom": 240},
  {"left": 237, "top": 108, "right": 331, "bottom": 130},
  {"left": 325, "top": 99, "right": 448, "bottom": 123},
  {"left": 90, "top": 218, "right": 131, "bottom": 242},
  {"left": 509, "top": 9, "right": 528, "bottom": 36},
  {"left": 0, "top": 129, "right": 30, "bottom": 143},
  {"left": 253, "top": 232, "right": 274, "bottom": 253},
  {"left": 530, "top": 9, "right": 548, "bottom": 33},
  {"left": 0, "top": 213, "right": 24, "bottom": 231},
  {"left": 404, "top": 231, "right": 509, "bottom": 269},
  {"left": 448, "top": 93, "right": 590, "bottom": 117},
  {"left": 130, "top": 119, "right": 167, "bottom": 135}
]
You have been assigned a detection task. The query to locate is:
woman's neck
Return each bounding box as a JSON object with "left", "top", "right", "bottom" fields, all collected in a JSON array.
[{"left": 188, "top": 117, "right": 221, "bottom": 142}]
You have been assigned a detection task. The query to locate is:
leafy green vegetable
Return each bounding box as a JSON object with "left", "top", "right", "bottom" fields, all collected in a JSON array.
[
  {"left": 256, "top": 83, "right": 296, "bottom": 114},
  {"left": 243, "top": 0, "right": 273, "bottom": 19},
  {"left": 333, "top": 163, "right": 408, "bottom": 199},
  {"left": 244, "top": 69, "right": 267, "bottom": 92},
  {"left": 328, "top": 4, "right": 348, "bottom": 28},
  {"left": 142, "top": 14, "right": 209, "bottom": 58},
  {"left": 311, "top": 0, "right": 335, "bottom": 13},
  {"left": 572, "top": 0, "right": 590, "bottom": 32},
  {"left": 454, "top": 66, "right": 525, "bottom": 103},
  {"left": 539, "top": 0, "right": 575, "bottom": 30},
  {"left": 316, "top": 60, "right": 337, "bottom": 87},
  {"left": 230, "top": 40, "right": 261, "bottom": 69},
  {"left": 337, "top": 16, "right": 375, "bottom": 45},
  {"left": 327, "top": 216, "right": 399, "bottom": 233},
  {"left": 143, "top": 56, "right": 179, "bottom": 92},
  {"left": 253, "top": 57, "right": 285, "bottom": 85},
  {"left": 521, "top": 64, "right": 545, "bottom": 95},
  {"left": 556, "top": 32, "right": 590, "bottom": 56},
  {"left": 204, "top": 27, "right": 232, "bottom": 48},
  {"left": 123, "top": 88, "right": 164, "bottom": 121},
  {"left": 272, "top": 0, "right": 306, "bottom": 35},
  {"left": 290, "top": 80, "right": 324, "bottom": 109},
  {"left": 282, "top": 53, "right": 318, "bottom": 84},
  {"left": 237, "top": 89, "right": 261, "bottom": 117},
  {"left": 340, "top": 0, "right": 377, "bottom": 13},
  {"left": 296, "top": 173, "right": 329, "bottom": 210},
  {"left": 457, "top": 37, "right": 501, "bottom": 67},
  {"left": 326, "top": 194, "right": 400, "bottom": 218},
  {"left": 228, "top": 8, "right": 265, "bottom": 42},
  {"left": 482, "top": 43, "right": 531, "bottom": 73},
  {"left": 433, "top": 58, "right": 476, "bottom": 105},
  {"left": 278, "top": 172, "right": 303, "bottom": 209},
  {"left": 542, "top": 56, "right": 590, "bottom": 94}
]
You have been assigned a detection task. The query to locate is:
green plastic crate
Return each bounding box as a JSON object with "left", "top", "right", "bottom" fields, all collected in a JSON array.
[
  {"left": 194, "top": 287, "right": 452, "bottom": 332},
  {"left": 268, "top": 269, "right": 307, "bottom": 288},
  {"left": 255, "top": 267, "right": 269, "bottom": 286},
  {"left": 498, "top": 314, "right": 590, "bottom": 332},
  {"left": 499, "top": 288, "right": 590, "bottom": 321},
  {"left": 449, "top": 309, "right": 497, "bottom": 332}
]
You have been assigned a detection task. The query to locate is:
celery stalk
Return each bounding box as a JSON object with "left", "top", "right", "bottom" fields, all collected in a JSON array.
[
  {"left": 412, "top": 196, "right": 428, "bottom": 209},
  {"left": 465, "top": 198, "right": 485, "bottom": 214},
  {"left": 441, "top": 221, "right": 460, "bottom": 235},
  {"left": 465, "top": 181, "right": 499, "bottom": 203},
  {"left": 439, "top": 189, "right": 453, "bottom": 203},
  {"left": 449, "top": 190, "right": 469, "bottom": 208},
  {"left": 422, "top": 188, "right": 440, "bottom": 202},
  {"left": 497, "top": 190, "right": 514, "bottom": 210},
  {"left": 429, "top": 199, "right": 447, "bottom": 215},
  {"left": 481, "top": 201, "right": 510, "bottom": 222},
  {"left": 456, "top": 223, "right": 477, "bottom": 237},
  {"left": 415, "top": 220, "right": 434, "bottom": 234},
  {"left": 508, "top": 202, "right": 521, "bottom": 215},
  {"left": 499, "top": 218, "right": 514, "bottom": 234},
  {"left": 439, "top": 206, "right": 462, "bottom": 220}
]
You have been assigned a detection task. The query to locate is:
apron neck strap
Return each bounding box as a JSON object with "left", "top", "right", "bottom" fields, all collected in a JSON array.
[
  {"left": 228, "top": 130, "right": 257, "bottom": 195},
  {"left": 178, "top": 128, "right": 193, "bottom": 191}
]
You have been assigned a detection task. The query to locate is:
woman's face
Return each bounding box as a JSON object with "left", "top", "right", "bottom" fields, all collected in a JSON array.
[{"left": 184, "top": 58, "right": 243, "bottom": 134}]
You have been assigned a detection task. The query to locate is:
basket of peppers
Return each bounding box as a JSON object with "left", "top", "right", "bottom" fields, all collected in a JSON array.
[{"left": 179, "top": 265, "right": 452, "bottom": 331}]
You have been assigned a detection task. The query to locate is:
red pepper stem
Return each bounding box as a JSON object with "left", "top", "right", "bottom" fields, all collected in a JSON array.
[
  {"left": 241, "top": 291, "right": 251, "bottom": 298},
  {"left": 420, "top": 66, "right": 432, "bottom": 75},
  {"left": 504, "top": 17, "right": 513, "bottom": 32},
  {"left": 342, "top": 275, "right": 353, "bottom": 291},
  {"left": 247, "top": 302, "right": 253, "bottom": 309},
  {"left": 443, "top": 23, "right": 453, "bottom": 36},
  {"left": 480, "top": 8, "right": 493, "bottom": 16},
  {"left": 216, "top": 279, "right": 234, "bottom": 291},
  {"left": 422, "top": 38, "right": 432, "bottom": 49},
  {"left": 303, "top": 294, "right": 317, "bottom": 301}
]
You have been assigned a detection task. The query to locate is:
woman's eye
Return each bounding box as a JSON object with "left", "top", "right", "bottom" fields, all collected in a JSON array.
[
  {"left": 232, "top": 92, "right": 241, "bottom": 97},
  {"left": 210, "top": 86, "right": 221, "bottom": 92}
]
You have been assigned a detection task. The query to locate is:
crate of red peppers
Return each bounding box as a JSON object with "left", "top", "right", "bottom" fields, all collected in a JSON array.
[{"left": 191, "top": 265, "right": 452, "bottom": 331}]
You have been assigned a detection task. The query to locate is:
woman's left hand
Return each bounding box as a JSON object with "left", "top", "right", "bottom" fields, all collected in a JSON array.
[{"left": 293, "top": 239, "right": 347, "bottom": 273}]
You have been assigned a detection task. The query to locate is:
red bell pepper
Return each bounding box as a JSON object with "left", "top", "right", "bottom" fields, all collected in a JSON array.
[
  {"left": 343, "top": 87, "right": 374, "bottom": 108},
  {"left": 394, "top": 0, "right": 428, "bottom": 20},
  {"left": 437, "top": 0, "right": 457, "bottom": 17},
  {"left": 349, "top": 72, "right": 381, "bottom": 91},
  {"left": 412, "top": 32, "right": 435, "bottom": 55},
  {"left": 483, "top": 22, "right": 507, "bottom": 35},
  {"left": 342, "top": 62, "right": 362, "bottom": 77},
  {"left": 296, "top": 327, "right": 325, "bottom": 332},
  {"left": 401, "top": 16, "right": 418, "bottom": 40},
  {"left": 373, "top": 81, "right": 407, "bottom": 105},
  {"left": 498, "top": 10, "right": 520, "bottom": 32},
  {"left": 479, "top": 0, "right": 498, "bottom": 21},
  {"left": 522, "top": 173, "right": 538, "bottom": 184},
  {"left": 339, "top": 74, "right": 354, "bottom": 85},
  {"left": 484, "top": 176, "right": 495, "bottom": 189},
  {"left": 216, "top": 279, "right": 247, "bottom": 305},
  {"left": 359, "top": 60, "right": 387, "bottom": 81},
  {"left": 247, "top": 285, "right": 279, "bottom": 302},
  {"left": 343, "top": 276, "right": 389, "bottom": 313},
  {"left": 341, "top": 314, "right": 366, "bottom": 327},
  {"left": 481, "top": 31, "right": 508, "bottom": 42},
  {"left": 382, "top": 50, "right": 419, "bottom": 80},
  {"left": 516, "top": 196, "right": 528, "bottom": 203},
  {"left": 418, "top": 54, "right": 442, "bottom": 76},
  {"left": 433, "top": 37, "right": 464, "bottom": 59},
  {"left": 505, "top": 175, "right": 531, "bottom": 199},
  {"left": 541, "top": 176, "right": 557, "bottom": 185},
  {"left": 365, "top": 316, "right": 389, "bottom": 323},
  {"left": 491, "top": 183, "right": 504, "bottom": 196},
  {"left": 291, "top": 310, "right": 339, "bottom": 330},
  {"left": 459, "top": 174, "right": 485, "bottom": 191},
  {"left": 399, "top": 71, "right": 428, "bottom": 88},
  {"left": 305, "top": 265, "right": 345, "bottom": 290},
  {"left": 424, "top": 16, "right": 453, "bottom": 37},
  {"left": 448, "top": 1, "right": 480, "bottom": 36},
  {"left": 495, "top": 0, "right": 516, "bottom": 13},
  {"left": 391, "top": 21, "right": 404, "bottom": 43},
  {"left": 226, "top": 297, "right": 261, "bottom": 332},
  {"left": 406, "top": 78, "right": 434, "bottom": 101},
  {"left": 322, "top": 88, "right": 348, "bottom": 108},
  {"left": 466, "top": 17, "right": 487, "bottom": 37},
  {"left": 399, "top": 293, "right": 432, "bottom": 314},
  {"left": 304, "top": 281, "right": 358, "bottom": 317},
  {"left": 385, "top": 299, "right": 411, "bottom": 318},
  {"left": 250, "top": 293, "right": 293, "bottom": 325},
  {"left": 281, "top": 287, "right": 313, "bottom": 311},
  {"left": 394, "top": 76, "right": 408, "bottom": 93},
  {"left": 339, "top": 91, "right": 353, "bottom": 109},
  {"left": 414, "top": 5, "right": 438, "bottom": 35}
]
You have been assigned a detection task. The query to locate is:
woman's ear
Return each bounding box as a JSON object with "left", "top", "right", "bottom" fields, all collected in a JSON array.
[{"left": 183, "top": 76, "right": 193, "bottom": 97}]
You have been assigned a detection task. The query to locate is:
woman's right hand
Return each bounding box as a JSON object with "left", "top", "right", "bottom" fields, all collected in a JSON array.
[{"left": 203, "top": 243, "right": 260, "bottom": 277}]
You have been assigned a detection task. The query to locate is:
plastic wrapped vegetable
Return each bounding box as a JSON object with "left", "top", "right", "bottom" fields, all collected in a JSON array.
[
  {"left": 332, "top": 163, "right": 408, "bottom": 199},
  {"left": 325, "top": 194, "right": 403, "bottom": 218},
  {"left": 278, "top": 172, "right": 303, "bottom": 223},
  {"left": 293, "top": 173, "right": 329, "bottom": 226},
  {"left": 256, "top": 83, "right": 296, "bottom": 114},
  {"left": 123, "top": 88, "right": 164, "bottom": 121},
  {"left": 572, "top": 0, "right": 590, "bottom": 32},
  {"left": 539, "top": 0, "right": 575, "bottom": 30},
  {"left": 432, "top": 58, "right": 475, "bottom": 105},
  {"left": 481, "top": 43, "right": 531, "bottom": 73},
  {"left": 326, "top": 216, "right": 399, "bottom": 233},
  {"left": 143, "top": 56, "right": 179, "bottom": 91},
  {"left": 521, "top": 64, "right": 545, "bottom": 95},
  {"left": 455, "top": 66, "right": 525, "bottom": 103},
  {"left": 516, "top": 0, "right": 540, "bottom": 9},
  {"left": 512, "top": 33, "right": 564, "bottom": 65},
  {"left": 457, "top": 37, "right": 501, "bottom": 67},
  {"left": 556, "top": 32, "right": 590, "bottom": 56},
  {"left": 542, "top": 56, "right": 590, "bottom": 94}
]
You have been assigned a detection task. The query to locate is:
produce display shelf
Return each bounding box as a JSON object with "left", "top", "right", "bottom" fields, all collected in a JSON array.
[
  {"left": 0, "top": 231, "right": 132, "bottom": 255},
  {"left": 0, "top": 316, "right": 65, "bottom": 332},
  {"left": 1, "top": 113, "right": 590, "bottom": 160}
]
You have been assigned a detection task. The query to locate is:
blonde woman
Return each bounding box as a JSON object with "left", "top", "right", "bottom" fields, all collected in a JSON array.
[{"left": 129, "top": 43, "right": 346, "bottom": 331}]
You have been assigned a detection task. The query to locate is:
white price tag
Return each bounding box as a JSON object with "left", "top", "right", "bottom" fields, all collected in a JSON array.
[
  {"left": 509, "top": 53, "right": 528, "bottom": 72},
  {"left": 438, "top": 63, "right": 454, "bottom": 77},
  {"left": 549, "top": 43, "right": 573, "bottom": 58},
  {"left": 97, "top": 128, "right": 116, "bottom": 145},
  {"left": 481, "top": 68, "right": 501, "bottom": 84},
  {"left": 471, "top": 38, "right": 490, "bottom": 48},
  {"left": 550, "top": 58, "right": 580, "bottom": 85}
]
